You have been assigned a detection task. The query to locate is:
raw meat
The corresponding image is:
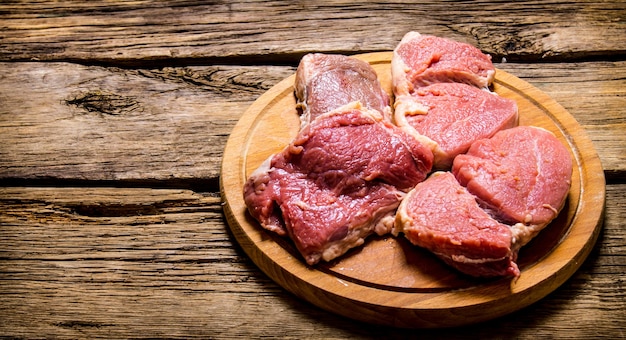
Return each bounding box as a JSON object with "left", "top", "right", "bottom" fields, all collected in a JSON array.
[
  {"left": 395, "top": 127, "right": 572, "bottom": 278},
  {"left": 453, "top": 126, "right": 573, "bottom": 233},
  {"left": 394, "top": 172, "right": 520, "bottom": 278},
  {"left": 244, "top": 103, "right": 433, "bottom": 265},
  {"left": 392, "top": 31, "right": 495, "bottom": 93},
  {"left": 248, "top": 164, "right": 404, "bottom": 265},
  {"left": 276, "top": 104, "right": 432, "bottom": 192},
  {"left": 394, "top": 82, "right": 518, "bottom": 169},
  {"left": 391, "top": 32, "right": 516, "bottom": 169},
  {"left": 295, "top": 53, "right": 392, "bottom": 125}
]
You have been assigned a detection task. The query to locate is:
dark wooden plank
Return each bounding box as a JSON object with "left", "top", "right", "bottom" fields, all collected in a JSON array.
[
  {"left": 1, "top": 60, "right": 624, "bottom": 183},
  {"left": 0, "top": 184, "right": 623, "bottom": 338},
  {"left": 1, "top": 1, "right": 624, "bottom": 64}
]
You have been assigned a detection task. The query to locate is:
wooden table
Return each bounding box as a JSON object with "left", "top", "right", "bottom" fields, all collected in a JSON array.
[{"left": 1, "top": 1, "right": 624, "bottom": 338}]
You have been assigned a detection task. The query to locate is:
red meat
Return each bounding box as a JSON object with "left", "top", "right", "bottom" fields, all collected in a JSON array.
[
  {"left": 395, "top": 82, "right": 518, "bottom": 169},
  {"left": 392, "top": 31, "right": 495, "bottom": 92},
  {"left": 295, "top": 53, "right": 392, "bottom": 124},
  {"left": 453, "top": 126, "right": 573, "bottom": 232},
  {"left": 394, "top": 172, "right": 520, "bottom": 278},
  {"left": 244, "top": 103, "right": 433, "bottom": 265}
]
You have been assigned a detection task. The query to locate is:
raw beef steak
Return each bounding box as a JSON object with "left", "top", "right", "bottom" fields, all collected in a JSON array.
[
  {"left": 295, "top": 53, "right": 392, "bottom": 125},
  {"left": 453, "top": 126, "right": 573, "bottom": 245},
  {"left": 394, "top": 172, "right": 520, "bottom": 278},
  {"left": 244, "top": 103, "right": 433, "bottom": 265},
  {"left": 392, "top": 31, "right": 495, "bottom": 93},
  {"left": 394, "top": 82, "right": 518, "bottom": 169}
]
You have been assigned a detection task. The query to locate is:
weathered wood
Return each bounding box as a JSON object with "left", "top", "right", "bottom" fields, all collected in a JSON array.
[
  {"left": 1, "top": 1, "right": 625, "bottom": 64},
  {"left": 0, "top": 185, "right": 623, "bottom": 338},
  {"left": 1, "top": 61, "right": 624, "bottom": 183},
  {"left": 0, "top": 62, "right": 294, "bottom": 186},
  {"left": 0, "top": 0, "right": 623, "bottom": 337}
]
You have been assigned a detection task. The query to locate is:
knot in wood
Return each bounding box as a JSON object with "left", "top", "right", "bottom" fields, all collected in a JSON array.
[{"left": 65, "top": 90, "right": 141, "bottom": 116}]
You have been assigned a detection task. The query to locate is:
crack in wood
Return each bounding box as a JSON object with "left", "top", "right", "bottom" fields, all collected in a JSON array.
[
  {"left": 64, "top": 90, "right": 142, "bottom": 116},
  {"left": 54, "top": 320, "right": 113, "bottom": 329},
  {"left": 0, "top": 178, "right": 221, "bottom": 192}
]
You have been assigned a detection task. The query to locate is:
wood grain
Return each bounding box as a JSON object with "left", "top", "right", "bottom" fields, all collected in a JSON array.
[
  {"left": 1, "top": 61, "right": 623, "bottom": 183},
  {"left": 1, "top": 1, "right": 624, "bottom": 64},
  {"left": 220, "top": 53, "right": 605, "bottom": 327},
  {"left": 0, "top": 0, "right": 623, "bottom": 337},
  {"left": 0, "top": 185, "right": 623, "bottom": 338},
  {"left": 0, "top": 62, "right": 293, "bottom": 184}
]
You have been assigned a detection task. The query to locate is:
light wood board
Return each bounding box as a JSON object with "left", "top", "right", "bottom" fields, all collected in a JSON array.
[{"left": 220, "top": 52, "right": 605, "bottom": 328}]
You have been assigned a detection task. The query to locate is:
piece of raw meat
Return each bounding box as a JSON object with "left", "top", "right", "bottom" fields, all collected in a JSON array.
[
  {"left": 394, "top": 172, "right": 520, "bottom": 278},
  {"left": 394, "top": 82, "right": 518, "bottom": 169},
  {"left": 295, "top": 53, "right": 392, "bottom": 125},
  {"left": 453, "top": 126, "right": 573, "bottom": 246},
  {"left": 392, "top": 31, "right": 495, "bottom": 93},
  {"left": 244, "top": 103, "right": 433, "bottom": 265}
]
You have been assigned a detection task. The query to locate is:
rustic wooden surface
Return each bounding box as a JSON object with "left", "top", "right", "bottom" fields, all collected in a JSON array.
[{"left": 0, "top": 1, "right": 624, "bottom": 338}]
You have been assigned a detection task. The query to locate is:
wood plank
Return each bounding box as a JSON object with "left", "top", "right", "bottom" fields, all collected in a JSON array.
[
  {"left": 1, "top": 1, "right": 624, "bottom": 64},
  {"left": 0, "top": 0, "right": 622, "bottom": 337},
  {"left": 0, "top": 184, "right": 623, "bottom": 338},
  {"left": 1, "top": 60, "right": 624, "bottom": 183},
  {"left": 0, "top": 62, "right": 294, "bottom": 185}
]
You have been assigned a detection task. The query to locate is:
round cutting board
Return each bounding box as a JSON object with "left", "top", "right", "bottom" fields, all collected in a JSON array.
[{"left": 220, "top": 52, "right": 605, "bottom": 328}]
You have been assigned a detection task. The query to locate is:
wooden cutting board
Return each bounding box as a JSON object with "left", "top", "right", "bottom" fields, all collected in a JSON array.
[{"left": 220, "top": 52, "right": 605, "bottom": 328}]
